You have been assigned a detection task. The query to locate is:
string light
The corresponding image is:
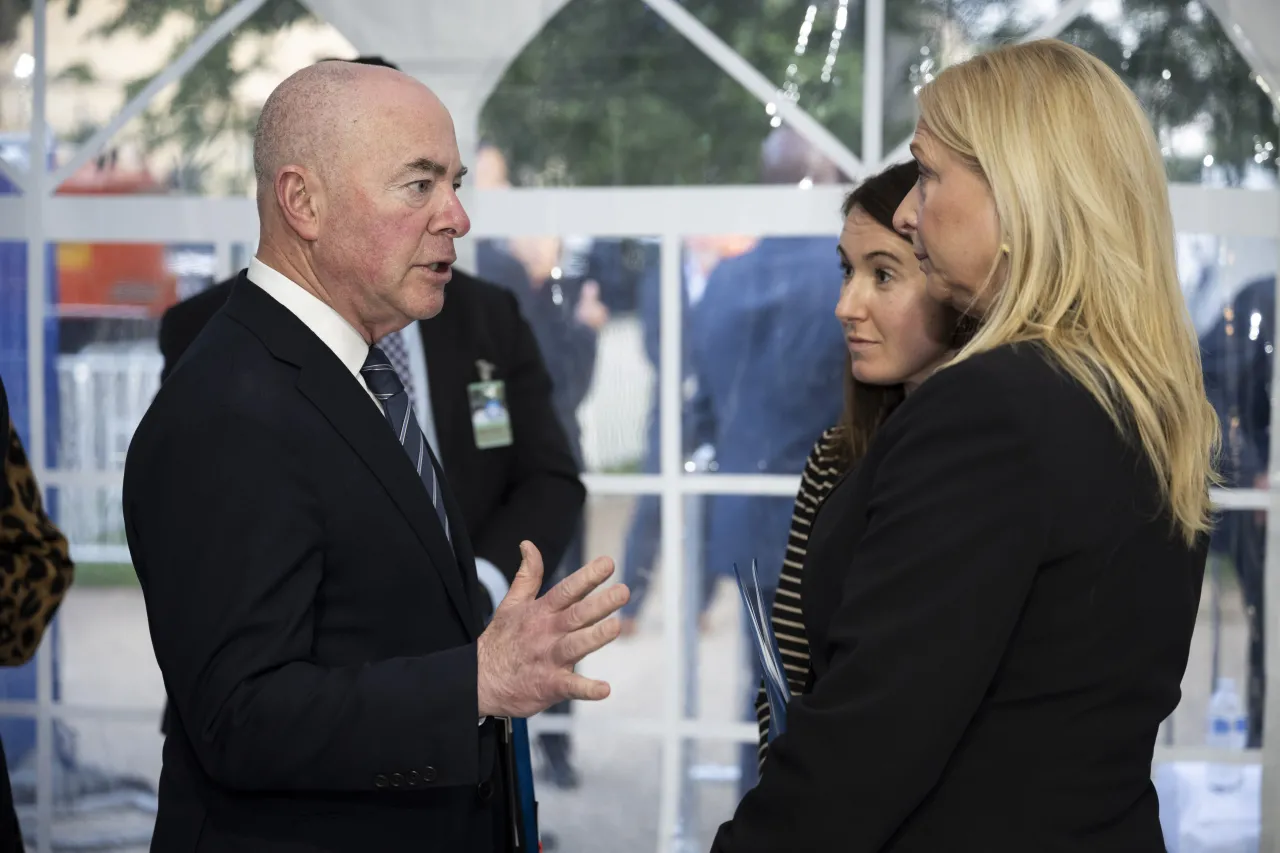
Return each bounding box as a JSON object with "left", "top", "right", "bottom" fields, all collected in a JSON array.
[
  {"left": 775, "top": 2, "right": 851, "bottom": 129},
  {"left": 821, "top": 0, "right": 849, "bottom": 83},
  {"left": 794, "top": 5, "right": 817, "bottom": 56},
  {"left": 1254, "top": 136, "right": 1275, "bottom": 165}
]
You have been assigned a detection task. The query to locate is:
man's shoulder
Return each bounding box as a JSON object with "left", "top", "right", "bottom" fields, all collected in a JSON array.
[
  {"left": 163, "top": 277, "right": 236, "bottom": 328},
  {"left": 136, "top": 327, "right": 298, "bottom": 463}
]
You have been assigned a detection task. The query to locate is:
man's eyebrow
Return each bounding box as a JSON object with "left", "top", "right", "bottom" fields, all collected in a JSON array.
[
  {"left": 403, "top": 157, "right": 447, "bottom": 176},
  {"left": 399, "top": 159, "right": 468, "bottom": 183}
]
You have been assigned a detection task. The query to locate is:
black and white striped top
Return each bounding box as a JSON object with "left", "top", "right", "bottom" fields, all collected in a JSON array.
[{"left": 756, "top": 426, "right": 848, "bottom": 767}]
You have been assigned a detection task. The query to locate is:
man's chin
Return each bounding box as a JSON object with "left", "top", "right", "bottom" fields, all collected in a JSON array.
[{"left": 409, "top": 288, "right": 447, "bottom": 321}]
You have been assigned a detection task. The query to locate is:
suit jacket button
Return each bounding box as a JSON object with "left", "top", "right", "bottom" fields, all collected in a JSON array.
[
  {"left": 390, "top": 773, "right": 404, "bottom": 788},
  {"left": 477, "top": 780, "right": 494, "bottom": 803},
  {"left": 423, "top": 766, "right": 437, "bottom": 783},
  {"left": 374, "top": 774, "right": 389, "bottom": 789},
  {"left": 407, "top": 771, "right": 422, "bottom": 786}
]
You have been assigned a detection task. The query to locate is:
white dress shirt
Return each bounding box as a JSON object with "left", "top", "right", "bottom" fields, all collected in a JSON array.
[{"left": 247, "top": 257, "right": 381, "bottom": 411}]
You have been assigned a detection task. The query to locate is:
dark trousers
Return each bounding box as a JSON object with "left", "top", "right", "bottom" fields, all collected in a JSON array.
[
  {"left": 621, "top": 494, "right": 718, "bottom": 620},
  {"left": 1212, "top": 511, "right": 1266, "bottom": 747},
  {"left": 1237, "top": 515, "right": 1266, "bottom": 748}
]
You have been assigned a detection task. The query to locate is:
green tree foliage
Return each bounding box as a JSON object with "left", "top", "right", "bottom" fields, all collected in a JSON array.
[
  {"left": 15, "top": 0, "right": 310, "bottom": 192},
  {"left": 6, "top": 0, "right": 1272, "bottom": 189},
  {"left": 479, "top": 0, "right": 864, "bottom": 186},
  {"left": 102, "top": 0, "right": 311, "bottom": 193},
  {"left": 483, "top": 0, "right": 1276, "bottom": 186},
  {"left": 1059, "top": 0, "right": 1277, "bottom": 184}
]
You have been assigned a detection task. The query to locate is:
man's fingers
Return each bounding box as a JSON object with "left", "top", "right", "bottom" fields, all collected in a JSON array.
[
  {"left": 545, "top": 556, "right": 615, "bottom": 612},
  {"left": 559, "top": 671, "right": 612, "bottom": 703},
  {"left": 563, "top": 583, "right": 630, "bottom": 632},
  {"left": 556, "top": 616, "right": 623, "bottom": 667},
  {"left": 503, "top": 541, "right": 544, "bottom": 607}
]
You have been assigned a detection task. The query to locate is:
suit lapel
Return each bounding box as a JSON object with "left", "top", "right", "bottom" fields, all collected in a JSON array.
[{"left": 225, "top": 278, "right": 478, "bottom": 640}]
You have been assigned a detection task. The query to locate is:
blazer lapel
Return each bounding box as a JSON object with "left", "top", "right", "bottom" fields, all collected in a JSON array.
[{"left": 225, "top": 278, "right": 478, "bottom": 640}]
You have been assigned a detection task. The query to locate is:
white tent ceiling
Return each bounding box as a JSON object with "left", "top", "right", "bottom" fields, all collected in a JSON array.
[
  {"left": 298, "top": 0, "right": 1280, "bottom": 157},
  {"left": 298, "top": 0, "right": 572, "bottom": 155},
  {"left": 1205, "top": 0, "right": 1280, "bottom": 111}
]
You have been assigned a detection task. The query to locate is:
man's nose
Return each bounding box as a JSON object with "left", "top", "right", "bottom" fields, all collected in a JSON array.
[{"left": 436, "top": 192, "right": 471, "bottom": 238}]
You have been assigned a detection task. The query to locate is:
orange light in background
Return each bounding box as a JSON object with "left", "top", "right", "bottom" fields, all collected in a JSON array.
[{"left": 53, "top": 157, "right": 178, "bottom": 318}]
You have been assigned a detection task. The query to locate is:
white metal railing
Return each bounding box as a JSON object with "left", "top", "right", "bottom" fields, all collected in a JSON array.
[
  {"left": 51, "top": 349, "right": 160, "bottom": 550},
  {"left": 49, "top": 328, "right": 652, "bottom": 554}
]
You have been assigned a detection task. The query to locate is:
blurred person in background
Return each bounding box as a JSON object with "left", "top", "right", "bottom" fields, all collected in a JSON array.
[
  {"left": 1199, "top": 274, "right": 1276, "bottom": 747},
  {"left": 0, "top": 374, "right": 76, "bottom": 852},
  {"left": 713, "top": 39, "right": 1216, "bottom": 851},
  {"left": 618, "top": 234, "right": 756, "bottom": 637},
  {"left": 688, "top": 125, "right": 848, "bottom": 799},
  {"left": 752, "top": 160, "right": 975, "bottom": 767},
  {"left": 474, "top": 142, "right": 606, "bottom": 790}
]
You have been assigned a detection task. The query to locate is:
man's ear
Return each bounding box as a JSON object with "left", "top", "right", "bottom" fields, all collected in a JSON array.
[{"left": 275, "top": 165, "right": 321, "bottom": 242}]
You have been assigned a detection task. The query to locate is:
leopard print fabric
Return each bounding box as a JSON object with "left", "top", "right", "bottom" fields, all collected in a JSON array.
[{"left": 0, "top": 424, "right": 74, "bottom": 665}]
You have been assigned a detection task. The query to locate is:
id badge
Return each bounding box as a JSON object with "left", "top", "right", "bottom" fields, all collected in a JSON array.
[{"left": 468, "top": 379, "right": 513, "bottom": 449}]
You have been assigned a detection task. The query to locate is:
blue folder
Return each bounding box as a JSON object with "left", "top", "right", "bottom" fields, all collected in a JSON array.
[
  {"left": 733, "top": 559, "right": 792, "bottom": 741},
  {"left": 511, "top": 716, "right": 539, "bottom": 849}
]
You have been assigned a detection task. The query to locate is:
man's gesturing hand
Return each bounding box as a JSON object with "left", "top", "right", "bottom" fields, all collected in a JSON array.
[{"left": 477, "top": 541, "right": 630, "bottom": 718}]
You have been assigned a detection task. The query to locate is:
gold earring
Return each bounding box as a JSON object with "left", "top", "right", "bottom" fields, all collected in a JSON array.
[{"left": 1000, "top": 243, "right": 1011, "bottom": 255}]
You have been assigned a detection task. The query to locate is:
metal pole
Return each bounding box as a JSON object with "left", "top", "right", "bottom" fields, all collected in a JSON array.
[
  {"left": 214, "top": 241, "right": 233, "bottom": 281},
  {"left": 862, "top": 0, "right": 885, "bottom": 170},
  {"left": 28, "top": 2, "right": 52, "bottom": 851},
  {"left": 1259, "top": 190, "right": 1280, "bottom": 852},
  {"left": 655, "top": 233, "right": 685, "bottom": 853},
  {"left": 673, "top": 490, "right": 703, "bottom": 852}
]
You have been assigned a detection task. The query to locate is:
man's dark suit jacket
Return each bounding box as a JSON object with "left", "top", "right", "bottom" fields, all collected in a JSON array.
[
  {"left": 713, "top": 344, "right": 1208, "bottom": 852},
  {"left": 159, "top": 268, "right": 584, "bottom": 589},
  {"left": 125, "top": 274, "right": 523, "bottom": 851}
]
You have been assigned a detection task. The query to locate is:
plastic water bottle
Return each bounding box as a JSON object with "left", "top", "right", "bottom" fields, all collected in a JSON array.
[{"left": 1206, "top": 676, "right": 1248, "bottom": 792}]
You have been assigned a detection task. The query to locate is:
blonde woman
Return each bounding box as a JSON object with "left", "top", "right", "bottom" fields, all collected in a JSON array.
[{"left": 713, "top": 39, "right": 1216, "bottom": 853}]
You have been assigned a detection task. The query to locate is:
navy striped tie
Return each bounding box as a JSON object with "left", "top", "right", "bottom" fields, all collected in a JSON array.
[{"left": 362, "top": 345, "right": 450, "bottom": 546}]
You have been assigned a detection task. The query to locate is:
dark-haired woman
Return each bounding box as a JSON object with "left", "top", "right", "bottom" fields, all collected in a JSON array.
[{"left": 754, "top": 161, "right": 973, "bottom": 764}]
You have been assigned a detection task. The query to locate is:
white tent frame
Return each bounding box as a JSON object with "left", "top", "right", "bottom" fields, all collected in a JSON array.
[{"left": 6, "top": 0, "right": 1280, "bottom": 850}]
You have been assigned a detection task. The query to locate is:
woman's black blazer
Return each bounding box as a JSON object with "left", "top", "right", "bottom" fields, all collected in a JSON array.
[{"left": 713, "top": 342, "right": 1208, "bottom": 853}]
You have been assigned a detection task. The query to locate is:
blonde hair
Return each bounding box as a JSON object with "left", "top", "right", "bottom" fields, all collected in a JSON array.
[{"left": 918, "top": 38, "right": 1219, "bottom": 545}]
